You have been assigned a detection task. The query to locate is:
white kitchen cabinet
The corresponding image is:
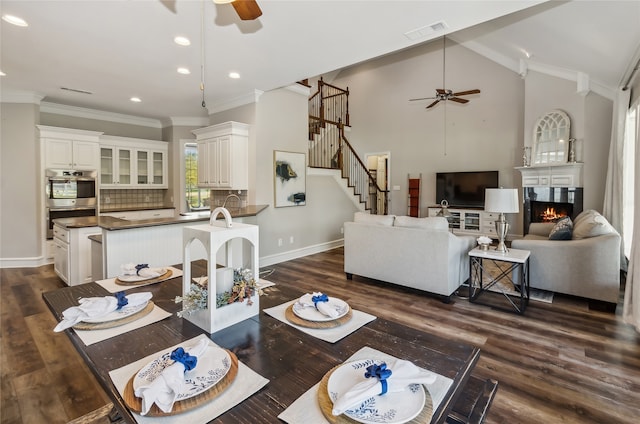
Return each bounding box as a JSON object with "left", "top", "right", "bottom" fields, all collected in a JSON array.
[
  {"left": 136, "top": 149, "right": 167, "bottom": 186},
  {"left": 192, "top": 122, "right": 248, "bottom": 190},
  {"left": 100, "top": 145, "right": 134, "bottom": 187},
  {"left": 100, "top": 208, "right": 174, "bottom": 220},
  {"left": 38, "top": 126, "right": 103, "bottom": 170},
  {"left": 53, "top": 223, "right": 101, "bottom": 285},
  {"left": 100, "top": 135, "right": 168, "bottom": 189}
]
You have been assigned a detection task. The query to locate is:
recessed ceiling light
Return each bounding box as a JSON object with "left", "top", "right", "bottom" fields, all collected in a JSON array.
[
  {"left": 177, "top": 67, "right": 191, "bottom": 75},
  {"left": 0, "top": 71, "right": 5, "bottom": 77},
  {"left": 2, "top": 14, "right": 28, "bottom": 27},
  {"left": 130, "top": 97, "right": 142, "bottom": 103},
  {"left": 174, "top": 36, "right": 191, "bottom": 46},
  {"left": 229, "top": 72, "right": 240, "bottom": 79}
]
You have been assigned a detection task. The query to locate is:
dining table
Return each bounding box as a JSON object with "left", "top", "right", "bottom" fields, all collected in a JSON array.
[{"left": 42, "top": 267, "right": 494, "bottom": 424}]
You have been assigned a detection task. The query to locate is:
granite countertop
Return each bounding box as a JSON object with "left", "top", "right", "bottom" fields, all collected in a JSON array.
[{"left": 53, "top": 205, "right": 269, "bottom": 231}]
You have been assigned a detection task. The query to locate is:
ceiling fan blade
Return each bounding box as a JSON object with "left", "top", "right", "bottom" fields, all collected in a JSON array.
[
  {"left": 231, "top": 0, "right": 263, "bottom": 20},
  {"left": 409, "top": 97, "right": 436, "bottom": 101},
  {"left": 449, "top": 97, "right": 469, "bottom": 104},
  {"left": 436, "top": 89, "right": 447, "bottom": 95},
  {"left": 452, "top": 89, "right": 480, "bottom": 96},
  {"left": 426, "top": 100, "right": 441, "bottom": 109}
]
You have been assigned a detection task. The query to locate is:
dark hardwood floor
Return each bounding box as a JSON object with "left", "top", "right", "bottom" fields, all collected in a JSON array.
[{"left": 2, "top": 247, "right": 639, "bottom": 423}]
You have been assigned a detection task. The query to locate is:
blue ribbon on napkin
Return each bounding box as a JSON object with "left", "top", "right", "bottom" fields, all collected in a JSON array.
[
  {"left": 135, "top": 263, "right": 149, "bottom": 275},
  {"left": 311, "top": 293, "right": 329, "bottom": 310},
  {"left": 364, "top": 362, "right": 393, "bottom": 395},
  {"left": 170, "top": 347, "right": 198, "bottom": 372},
  {"left": 115, "top": 291, "right": 128, "bottom": 309}
]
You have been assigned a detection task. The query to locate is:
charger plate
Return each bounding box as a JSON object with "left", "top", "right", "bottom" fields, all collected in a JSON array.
[
  {"left": 123, "top": 349, "right": 239, "bottom": 417},
  {"left": 285, "top": 304, "right": 352, "bottom": 328},
  {"left": 318, "top": 364, "right": 433, "bottom": 424},
  {"left": 115, "top": 269, "right": 172, "bottom": 286},
  {"left": 72, "top": 301, "right": 155, "bottom": 330}
]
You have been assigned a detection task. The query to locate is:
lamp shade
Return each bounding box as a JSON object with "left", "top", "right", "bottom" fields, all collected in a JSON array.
[{"left": 484, "top": 188, "right": 519, "bottom": 213}]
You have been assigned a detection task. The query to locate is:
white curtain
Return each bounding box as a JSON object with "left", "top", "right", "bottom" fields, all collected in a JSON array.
[
  {"left": 623, "top": 100, "right": 640, "bottom": 332},
  {"left": 603, "top": 89, "right": 630, "bottom": 271}
]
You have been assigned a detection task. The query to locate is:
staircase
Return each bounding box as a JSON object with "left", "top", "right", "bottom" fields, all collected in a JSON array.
[{"left": 308, "top": 78, "right": 388, "bottom": 215}]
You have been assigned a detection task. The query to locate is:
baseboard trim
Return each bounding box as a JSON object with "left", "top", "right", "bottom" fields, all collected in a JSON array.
[
  {"left": 259, "top": 239, "right": 343, "bottom": 267},
  {"left": 0, "top": 256, "right": 51, "bottom": 268}
]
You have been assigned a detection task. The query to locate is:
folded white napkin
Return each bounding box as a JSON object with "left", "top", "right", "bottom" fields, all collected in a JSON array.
[
  {"left": 332, "top": 358, "right": 437, "bottom": 416},
  {"left": 134, "top": 338, "right": 209, "bottom": 415},
  {"left": 121, "top": 263, "right": 165, "bottom": 279},
  {"left": 297, "top": 292, "right": 339, "bottom": 318},
  {"left": 53, "top": 292, "right": 153, "bottom": 332}
]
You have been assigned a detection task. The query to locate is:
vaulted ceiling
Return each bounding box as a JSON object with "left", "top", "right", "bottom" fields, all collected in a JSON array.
[{"left": 1, "top": 1, "right": 638, "bottom": 123}]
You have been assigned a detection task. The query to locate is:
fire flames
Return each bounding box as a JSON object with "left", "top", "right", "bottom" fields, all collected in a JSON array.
[{"left": 540, "top": 207, "right": 567, "bottom": 222}]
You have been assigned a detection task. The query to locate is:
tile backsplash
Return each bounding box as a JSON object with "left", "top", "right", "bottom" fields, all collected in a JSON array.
[{"left": 101, "top": 189, "right": 167, "bottom": 209}]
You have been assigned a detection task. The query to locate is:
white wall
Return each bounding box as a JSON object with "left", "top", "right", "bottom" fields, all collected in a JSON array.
[
  {"left": 331, "top": 39, "right": 525, "bottom": 233},
  {"left": 0, "top": 103, "right": 41, "bottom": 262}
]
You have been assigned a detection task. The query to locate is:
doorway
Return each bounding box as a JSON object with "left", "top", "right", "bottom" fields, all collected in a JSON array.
[{"left": 364, "top": 151, "right": 390, "bottom": 214}]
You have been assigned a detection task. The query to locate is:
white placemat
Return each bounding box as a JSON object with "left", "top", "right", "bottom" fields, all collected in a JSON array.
[
  {"left": 263, "top": 300, "right": 376, "bottom": 343},
  {"left": 109, "top": 334, "right": 269, "bottom": 424},
  {"left": 96, "top": 267, "right": 183, "bottom": 293},
  {"left": 278, "top": 346, "right": 453, "bottom": 424},
  {"left": 257, "top": 279, "right": 276, "bottom": 289},
  {"left": 74, "top": 305, "right": 172, "bottom": 346}
]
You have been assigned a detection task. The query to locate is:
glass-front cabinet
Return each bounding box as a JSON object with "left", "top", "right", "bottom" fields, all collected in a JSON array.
[
  {"left": 136, "top": 150, "right": 166, "bottom": 186},
  {"left": 99, "top": 136, "right": 168, "bottom": 189},
  {"left": 100, "top": 145, "right": 133, "bottom": 187}
]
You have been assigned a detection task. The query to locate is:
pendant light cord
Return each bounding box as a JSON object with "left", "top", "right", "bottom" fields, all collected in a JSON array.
[{"left": 200, "top": 0, "right": 206, "bottom": 108}]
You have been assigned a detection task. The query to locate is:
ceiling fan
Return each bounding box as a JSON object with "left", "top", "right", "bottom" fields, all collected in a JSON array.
[
  {"left": 409, "top": 36, "right": 480, "bottom": 109},
  {"left": 214, "top": 0, "right": 262, "bottom": 20}
]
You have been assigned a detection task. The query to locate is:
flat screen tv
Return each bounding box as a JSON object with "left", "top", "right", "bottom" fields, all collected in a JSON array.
[{"left": 435, "top": 171, "right": 499, "bottom": 208}]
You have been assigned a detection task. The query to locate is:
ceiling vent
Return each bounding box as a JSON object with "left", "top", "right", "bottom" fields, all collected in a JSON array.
[
  {"left": 60, "top": 87, "right": 93, "bottom": 95},
  {"left": 404, "top": 21, "right": 448, "bottom": 41}
]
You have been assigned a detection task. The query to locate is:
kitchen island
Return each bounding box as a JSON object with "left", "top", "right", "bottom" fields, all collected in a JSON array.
[{"left": 54, "top": 205, "right": 268, "bottom": 282}]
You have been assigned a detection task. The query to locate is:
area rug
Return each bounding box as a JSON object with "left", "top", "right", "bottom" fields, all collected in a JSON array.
[{"left": 480, "top": 260, "right": 554, "bottom": 303}]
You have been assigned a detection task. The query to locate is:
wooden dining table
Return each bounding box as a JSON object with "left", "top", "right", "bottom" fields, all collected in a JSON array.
[{"left": 42, "top": 271, "right": 491, "bottom": 424}]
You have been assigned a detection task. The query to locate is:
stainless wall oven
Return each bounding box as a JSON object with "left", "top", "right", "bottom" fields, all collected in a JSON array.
[{"left": 45, "top": 169, "right": 97, "bottom": 239}]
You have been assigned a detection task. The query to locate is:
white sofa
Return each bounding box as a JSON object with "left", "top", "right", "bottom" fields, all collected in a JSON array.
[
  {"left": 511, "top": 209, "right": 621, "bottom": 305},
  {"left": 344, "top": 212, "right": 476, "bottom": 301}
]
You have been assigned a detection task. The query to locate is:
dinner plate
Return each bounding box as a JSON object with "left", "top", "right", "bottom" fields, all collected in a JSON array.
[
  {"left": 117, "top": 268, "right": 167, "bottom": 282},
  {"left": 133, "top": 343, "right": 231, "bottom": 402},
  {"left": 292, "top": 296, "right": 349, "bottom": 322},
  {"left": 327, "top": 359, "right": 426, "bottom": 424},
  {"left": 82, "top": 300, "right": 149, "bottom": 324}
]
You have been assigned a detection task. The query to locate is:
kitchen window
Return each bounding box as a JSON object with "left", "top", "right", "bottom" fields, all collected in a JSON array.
[{"left": 184, "top": 143, "right": 210, "bottom": 212}]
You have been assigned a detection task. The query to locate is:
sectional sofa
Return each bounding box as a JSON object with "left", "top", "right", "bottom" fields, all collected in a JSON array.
[{"left": 343, "top": 212, "right": 476, "bottom": 301}]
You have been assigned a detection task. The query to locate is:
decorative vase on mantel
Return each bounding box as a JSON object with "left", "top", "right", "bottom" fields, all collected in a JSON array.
[{"left": 181, "top": 207, "right": 260, "bottom": 334}]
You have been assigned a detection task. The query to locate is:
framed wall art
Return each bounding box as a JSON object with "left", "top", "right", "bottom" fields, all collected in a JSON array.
[{"left": 274, "top": 150, "right": 306, "bottom": 207}]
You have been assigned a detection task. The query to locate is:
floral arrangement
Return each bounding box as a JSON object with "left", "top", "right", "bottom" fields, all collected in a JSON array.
[{"left": 175, "top": 268, "right": 263, "bottom": 317}]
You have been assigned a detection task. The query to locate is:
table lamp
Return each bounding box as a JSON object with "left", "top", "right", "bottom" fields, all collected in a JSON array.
[{"left": 484, "top": 188, "right": 519, "bottom": 253}]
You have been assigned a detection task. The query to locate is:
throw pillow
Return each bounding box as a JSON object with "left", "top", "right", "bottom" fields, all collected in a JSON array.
[
  {"left": 393, "top": 216, "right": 449, "bottom": 230},
  {"left": 353, "top": 212, "right": 395, "bottom": 226},
  {"left": 548, "top": 217, "right": 573, "bottom": 240},
  {"left": 572, "top": 210, "right": 616, "bottom": 239},
  {"left": 572, "top": 209, "right": 598, "bottom": 228}
]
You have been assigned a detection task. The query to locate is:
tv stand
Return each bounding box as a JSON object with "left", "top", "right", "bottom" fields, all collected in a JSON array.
[{"left": 427, "top": 207, "right": 498, "bottom": 238}]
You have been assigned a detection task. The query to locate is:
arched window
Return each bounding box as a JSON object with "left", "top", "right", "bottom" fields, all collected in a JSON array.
[{"left": 532, "top": 110, "right": 571, "bottom": 165}]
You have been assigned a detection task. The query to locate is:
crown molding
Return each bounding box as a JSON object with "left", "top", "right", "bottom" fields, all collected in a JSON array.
[
  {"left": 284, "top": 84, "right": 311, "bottom": 96},
  {"left": 206, "top": 89, "right": 264, "bottom": 114},
  {"left": 163, "top": 116, "right": 210, "bottom": 128},
  {"left": 1, "top": 90, "right": 45, "bottom": 104},
  {"left": 40, "top": 101, "right": 163, "bottom": 128},
  {"left": 457, "top": 40, "right": 615, "bottom": 101}
]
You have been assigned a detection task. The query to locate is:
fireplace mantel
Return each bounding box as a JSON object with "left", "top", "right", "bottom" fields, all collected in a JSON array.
[{"left": 515, "top": 163, "right": 583, "bottom": 188}]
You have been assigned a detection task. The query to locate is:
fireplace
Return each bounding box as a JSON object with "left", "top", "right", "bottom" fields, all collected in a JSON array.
[{"left": 523, "top": 187, "right": 583, "bottom": 234}]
